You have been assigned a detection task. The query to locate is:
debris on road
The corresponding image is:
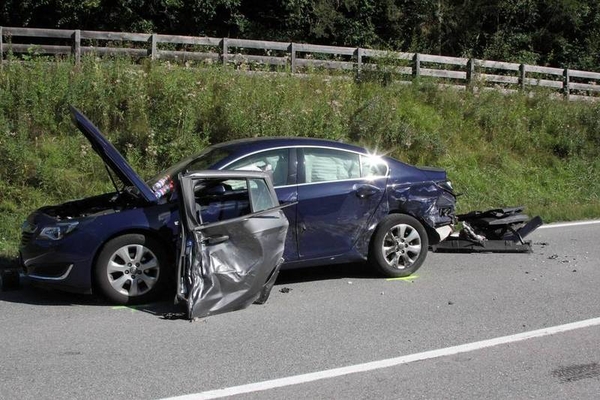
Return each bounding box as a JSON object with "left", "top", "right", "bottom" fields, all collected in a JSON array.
[
  {"left": 279, "top": 287, "right": 292, "bottom": 293},
  {"left": 432, "top": 206, "right": 543, "bottom": 253},
  {"left": 160, "top": 312, "right": 206, "bottom": 323},
  {"left": 161, "top": 312, "right": 186, "bottom": 320}
]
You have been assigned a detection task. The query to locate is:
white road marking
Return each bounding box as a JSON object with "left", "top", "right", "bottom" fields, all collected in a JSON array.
[
  {"left": 162, "top": 316, "right": 600, "bottom": 400},
  {"left": 538, "top": 220, "right": 600, "bottom": 229}
]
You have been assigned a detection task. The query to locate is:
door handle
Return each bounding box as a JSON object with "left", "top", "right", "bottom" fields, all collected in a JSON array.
[
  {"left": 202, "top": 235, "right": 230, "bottom": 245},
  {"left": 354, "top": 184, "right": 381, "bottom": 198}
]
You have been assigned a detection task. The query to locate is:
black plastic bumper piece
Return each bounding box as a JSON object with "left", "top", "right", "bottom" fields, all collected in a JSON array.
[
  {"left": 432, "top": 208, "right": 543, "bottom": 254},
  {"left": 432, "top": 238, "right": 533, "bottom": 253}
]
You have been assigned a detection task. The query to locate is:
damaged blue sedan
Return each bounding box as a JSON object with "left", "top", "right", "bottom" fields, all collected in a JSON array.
[{"left": 20, "top": 107, "right": 456, "bottom": 307}]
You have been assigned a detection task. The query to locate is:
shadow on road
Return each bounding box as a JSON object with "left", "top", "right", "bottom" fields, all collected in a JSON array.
[
  {"left": 0, "top": 278, "right": 185, "bottom": 318},
  {"left": 0, "top": 260, "right": 378, "bottom": 316},
  {"left": 276, "top": 262, "right": 378, "bottom": 285},
  {"left": 0, "top": 281, "right": 102, "bottom": 305}
]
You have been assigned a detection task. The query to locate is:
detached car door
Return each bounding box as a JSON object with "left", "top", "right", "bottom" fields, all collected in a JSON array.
[{"left": 176, "top": 171, "right": 289, "bottom": 319}]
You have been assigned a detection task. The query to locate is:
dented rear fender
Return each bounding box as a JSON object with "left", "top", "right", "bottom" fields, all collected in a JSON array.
[{"left": 386, "top": 180, "right": 457, "bottom": 244}]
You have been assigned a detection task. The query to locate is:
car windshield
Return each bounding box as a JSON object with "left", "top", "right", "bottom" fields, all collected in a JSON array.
[{"left": 147, "top": 147, "right": 232, "bottom": 188}]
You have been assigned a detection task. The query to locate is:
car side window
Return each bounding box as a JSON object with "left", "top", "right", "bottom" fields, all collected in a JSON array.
[
  {"left": 303, "top": 148, "right": 360, "bottom": 183},
  {"left": 360, "top": 155, "right": 389, "bottom": 178},
  {"left": 194, "top": 177, "right": 277, "bottom": 224},
  {"left": 249, "top": 178, "right": 277, "bottom": 212},
  {"left": 194, "top": 178, "right": 252, "bottom": 224},
  {"left": 227, "top": 149, "right": 289, "bottom": 187}
]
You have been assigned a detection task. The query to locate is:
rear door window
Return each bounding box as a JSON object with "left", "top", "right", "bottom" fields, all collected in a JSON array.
[
  {"left": 360, "top": 155, "right": 389, "bottom": 178},
  {"left": 302, "top": 148, "right": 360, "bottom": 183}
]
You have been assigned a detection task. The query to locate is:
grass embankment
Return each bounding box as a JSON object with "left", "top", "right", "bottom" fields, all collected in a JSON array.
[{"left": 1, "top": 58, "right": 599, "bottom": 256}]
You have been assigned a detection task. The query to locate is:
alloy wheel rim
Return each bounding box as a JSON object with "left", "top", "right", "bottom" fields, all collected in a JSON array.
[
  {"left": 381, "top": 223, "right": 422, "bottom": 269},
  {"left": 106, "top": 244, "right": 160, "bottom": 297}
]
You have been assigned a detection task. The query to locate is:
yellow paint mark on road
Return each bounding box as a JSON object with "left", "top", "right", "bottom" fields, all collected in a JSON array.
[
  {"left": 111, "top": 304, "right": 151, "bottom": 313},
  {"left": 386, "top": 275, "right": 419, "bottom": 282}
]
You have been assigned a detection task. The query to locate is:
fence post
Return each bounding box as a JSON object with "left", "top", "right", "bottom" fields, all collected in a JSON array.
[
  {"left": 221, "top": 38, "right": 228, "bottom": 65},
  {"left": 0, "top": 27, "right": 3, "bottom": 65},
  {"left": 466, "top": 58, "right": 475, "bottom": 90},
  {"left": 290, "top": 43, "right": 296, "bottom": 73},
  {"left": 356, "top": 47, "right": 362, "bottom": 81},
  {"left": 413, "top": 53, "right": 421, "bottom": 78},
  {"left": 563, "top": 68, "right": 570, "bottom": 100},
  {"left": 150, "top": 33, "right": 157, "bottom": 60},
  {"left": 72, "top": 29, "right": 81, "bottom": 64},
  {"left": 519, "top": 64, "right": 526, "bottom": 91}
]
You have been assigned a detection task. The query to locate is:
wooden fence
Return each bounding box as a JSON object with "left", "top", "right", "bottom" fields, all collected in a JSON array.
[{"left": 2, "top": 26, "right": 600, "bottom": 100}]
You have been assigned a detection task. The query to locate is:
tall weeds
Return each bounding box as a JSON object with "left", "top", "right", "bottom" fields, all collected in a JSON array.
[{"left": 1, "top": 56, "right": 599, "bottom": 255}]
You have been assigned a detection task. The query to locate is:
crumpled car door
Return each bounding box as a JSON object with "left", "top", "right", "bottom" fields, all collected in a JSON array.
[{"left": 176, "top": 171, "right": 289, "bottom": 319}]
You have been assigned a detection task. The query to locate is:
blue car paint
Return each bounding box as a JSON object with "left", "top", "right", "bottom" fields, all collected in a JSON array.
[
  {"left": 296, "top": 178, "right": 387, "bottom": 259},
  {"left": 274, "top": 186, "right": 300, "bottom": 262},
  {"left": 20, "top": 112, "right": 456, "bottom": 294}
]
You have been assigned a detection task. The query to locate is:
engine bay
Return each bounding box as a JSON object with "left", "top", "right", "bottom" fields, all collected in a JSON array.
[{"left": 40, "top": 190, "right": 143, "bottom": 220}]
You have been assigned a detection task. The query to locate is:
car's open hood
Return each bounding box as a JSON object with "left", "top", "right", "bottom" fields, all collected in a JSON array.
[{"left": 70, "top": 106, "right": 157, "bottom": 203}]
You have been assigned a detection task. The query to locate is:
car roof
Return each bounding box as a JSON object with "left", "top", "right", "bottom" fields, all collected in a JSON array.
[{"left": 210, "top": 137, "right": 369, "bottom": 156}]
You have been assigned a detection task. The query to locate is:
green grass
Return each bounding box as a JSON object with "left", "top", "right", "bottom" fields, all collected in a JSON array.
[{"left": 1, "top": 56, "right": 600, "bottom": 257}]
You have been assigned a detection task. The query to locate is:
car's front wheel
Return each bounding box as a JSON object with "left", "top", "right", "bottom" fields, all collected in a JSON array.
[
  {"left": 369, "top": 214, "right": 429, "bottom": 278},
  {"left": 94, "top": 234, "right": 169, "bottom": 304}
]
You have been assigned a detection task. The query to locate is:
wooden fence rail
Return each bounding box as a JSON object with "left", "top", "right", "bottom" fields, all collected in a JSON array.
[{"left": 2, "top": 26, "right": 600, "bottom": 100}]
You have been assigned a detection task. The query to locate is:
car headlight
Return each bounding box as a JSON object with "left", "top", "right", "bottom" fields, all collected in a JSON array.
[{"left": 38, "top": 222, "right": 79, "bottom": 241}]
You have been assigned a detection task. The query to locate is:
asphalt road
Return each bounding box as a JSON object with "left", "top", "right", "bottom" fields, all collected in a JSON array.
[{"left": 1, "top": 221, "right": 600, "bottom": 399}]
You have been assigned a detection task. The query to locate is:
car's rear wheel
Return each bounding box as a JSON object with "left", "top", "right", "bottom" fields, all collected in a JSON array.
[
  {"left": 369, "top": 214, "right": 429, "bottom": 278},
  {"left": 94, "top": 234, "right": 169, "bottom": 304}
]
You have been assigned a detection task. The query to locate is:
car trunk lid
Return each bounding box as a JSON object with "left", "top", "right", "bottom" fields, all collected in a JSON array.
[{"left": 417, "top": 166, "right": 447, "bottom": 182}]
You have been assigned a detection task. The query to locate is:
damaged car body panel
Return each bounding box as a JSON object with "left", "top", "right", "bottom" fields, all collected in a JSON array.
[
  {"left": 293, "top": 147, "right": 389, "bottom": 263},
  {"left": 388, "top": 182, "right": 455, "bottom": 240},
  {"left": 176, "top": 171, "right": 289, "bottom": 319},
  {"left": 386, "top": 163, "right": 456, "bottom": 244}
]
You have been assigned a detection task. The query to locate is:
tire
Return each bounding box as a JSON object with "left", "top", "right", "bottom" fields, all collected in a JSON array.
[
  {"left": 369, "top": 214, "right": 429, "bottom": 278},
  {"left": 94, "top": 234, "right": 169, "bottom": 305}
]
